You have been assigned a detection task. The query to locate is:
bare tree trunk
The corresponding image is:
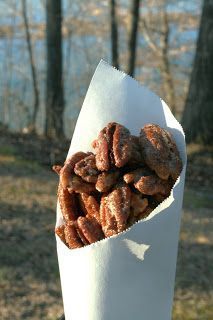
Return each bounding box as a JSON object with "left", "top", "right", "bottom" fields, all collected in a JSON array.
[
  {"left": 2, "top": 3, "right": 16, "bottom": 127},
  {"left": 160, "top": 12, "right": 176, "bottom": 114},
  {"left": 45, "top": 0, "right": 64, "bottom": 139},
  {"left": 181, "top": 0, "right": 213, "bottom": 145},
  {"left": 127, "top": 0, "right": 140, "bottom": 77},
  {"left": 22, "top": 0, "right": 39, "bottom": 132},
  {"left": 110, "top": 0, "right": 119, "bottom": 69}
]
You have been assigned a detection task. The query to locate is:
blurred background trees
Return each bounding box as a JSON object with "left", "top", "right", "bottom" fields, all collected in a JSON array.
[
  {"left": 127, "top": 0, "right": 140, "bottom": 76},
  {"left": 0, "top": 0, "right": 212, "bottom": 145},
  {"left": 0, "top": 2, "right": 212, "bottom": 319},
  {"left": 110, "top": 0, "right": 119, "bottom": 69},
  {"left": 22, "top": 0, "right": 39, "bottom": 133},
  {"left": 181, "top": 0, "right": 213, "bottom": 145},
  {"left": 46, "top": 0, "right": 64, "bottom": 139}
]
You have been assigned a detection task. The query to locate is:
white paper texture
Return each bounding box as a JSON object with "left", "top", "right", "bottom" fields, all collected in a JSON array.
[{"left": 56, "top": 60, "right": 187, "bottom": 320}]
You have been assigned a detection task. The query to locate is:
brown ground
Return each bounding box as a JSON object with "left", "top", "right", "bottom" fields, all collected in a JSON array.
[{"left": 0, "top": 131, "right": 212, "bottom": 320}]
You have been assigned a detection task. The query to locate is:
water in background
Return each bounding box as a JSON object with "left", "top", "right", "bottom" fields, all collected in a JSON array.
[{"left": 0, "top": 0, "right": 202, "bottom": 137}]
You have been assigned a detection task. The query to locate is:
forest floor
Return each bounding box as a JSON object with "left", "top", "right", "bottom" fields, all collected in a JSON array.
[{"left": 0, "top": 130, "right": 212, "bottom": 320}]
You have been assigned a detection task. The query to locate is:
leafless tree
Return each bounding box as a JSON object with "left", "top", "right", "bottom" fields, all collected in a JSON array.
[
  {"left": 141, "top": 6, "right": 176, "bottom": 113},
  {"left": 45, "top": 0, "right": 64, "bottom": 139},
  {"left": 22, "top": 0, "right": 39, "bottom": 132},
  {"left": 182, "top": 0, "right": 213, "bottom": 144},
  {"left": 110, "top": 0, "right": 119, "bottom": 68},
  {"left": 127, "top": 0, "right": 141, "bottom": 77},
  {"left": 159, "top": 11, "right": 176, "bottom": 114},
  {"left": 0, "top": 0, "right": 200, "bottom": 136}
]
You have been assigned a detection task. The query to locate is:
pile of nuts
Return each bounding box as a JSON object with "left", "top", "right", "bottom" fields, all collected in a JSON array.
[{"left": 53, "top": 122, "right": 182, "bottom": 249}]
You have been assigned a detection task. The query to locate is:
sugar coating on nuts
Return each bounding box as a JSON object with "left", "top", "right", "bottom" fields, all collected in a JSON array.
[{"left": 53, "top": 122, "right": 182, "bottom": 249}]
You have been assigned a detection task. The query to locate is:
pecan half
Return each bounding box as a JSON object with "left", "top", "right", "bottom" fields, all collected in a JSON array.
[
  {"left": 93, "top": 122, "right": 133, "bottom": 171},
  {"left": 139, "top": 124, "right": 182, "bottom": 180},
  {"left": 60, "top": 152, "right": 89, "bottom": 189},
  {"left": 127, "top": 193, "right": 148, "bottom": 227},
  {"left": 67, "top": 174, "right": 96, "bottom": 194},
  {"left": 130, "top": 193, "right": 148, "bottom": 217},
  {"left": 113, "top": 124, "right": 132, "bottom": 167},
  {"left": 58, "top": 183, "right": 79, "bottom": 223},
  {"left": 78, "top": 193, "right": 101, "bottom": 224},
  {"left": 75, "top": 221, "right": 90, "bottom": 246},
  {"left": 124, "top": 168, "right": 171, "bottom": 196},
  {"left": 92, "top": 122, "right": 116, "bottom": 171},
  {"left": 95, "top": 170, "right": 120, "bottom": 193},
  {"left": 107, "top": 184, "right": 131, "bottom": 232},
  {"left": 123, "top": 167, "right": 154, "bottom": 184},
  {"left": 64, "top": 224, "right": 84, "bottom": 249},
  {"left": 55, "top": 225, "right": 67, "bottom": 245},
  {"left": 77, "top": 216, "right": 104, "bottom": 244},
  {"left": 100, "top": 195, "right": 118, "bottom": 237},
  {"left": 134, "top": 175, "right": 171, "bottom": 196},
  {"left": 99, "top": 195, "right": 108, "bottom": 228},
  {"left": 74, "top": 153, "right": 99, "bottom": 183},
  {"left": 52, "top": 165, "right": 62, "bottom": 175},
  {"left": 128, "top": 135, "right": 143, "bottom": 166}
]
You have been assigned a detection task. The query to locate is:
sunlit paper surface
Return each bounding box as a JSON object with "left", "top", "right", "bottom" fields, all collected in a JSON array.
[{"left": 56, "top": 60, "right": 187, "bottom": 320}]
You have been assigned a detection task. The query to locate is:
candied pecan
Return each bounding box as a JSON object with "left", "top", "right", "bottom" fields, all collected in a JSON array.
[
  {"left": 67, "top": 174, "right": 96, "bottom": 194},
  {"left": 128, "top": 203, "right": 153, "bottom": 227},
  {"left": 100, "top": 195, "right": 118, "bottom": 237},
  {"left": 60, "top": 152, "right": 89, "bottom": 189},
  {"left": 127, "top": 194, "right": 148, "bottom": 227},
  {"left": 99, "top": 195, "right": 108, "bottom": 227},
  {"left": 92, "top": 122, "right": 116, "bottom": 171},
  {"left": 55, "top": 225, "right": 67, "bottom": 245},
  {"left": 113, "top": 123, "right": 132, "bottom": 167},
  {"left": 139, "top": 124, "right": 182, "bottom": 180},
  {"left": 64, "top": 224, "right": 84, "bottom": 249},
  {"left": 77, "top": 216, "right": 104, "bottom": 244},
  {"left": 124, "top": 168, "right": 171, "bottom": 196},
  {"left": 58, "top": 183, "right": 79, "bottom": 223},
  {"left": 95, "top": 170, "right": 120, "bottom": 193},
  {"left": 104, "top": 215, "right": 118, "bottom": 237},
  {"left": 107, "top": 184, "right": 131, "bottom": 232},
  {"left": 54, "top": 121, "right": 183, "bottom": 249},
  {"left": 93, "top": 122, "right": 133, "bottom": 170},
  {"left": 123, "top": 167, "right": 154, "bottom": 184},
  {"left": 128, "top": 135, "right": 143, "bottom": 166},
  {"left": 123, "top": 168, "right": 148, "bottom": 184},
  {"left": 75, "top": 221, "right": 90, "bottom": 246},
  {"left": 130, "top": 193, "right": 148, "bottom": 217},
  {"left": 52, "top": 165, "right": 62, "bottom": 175},
  {"left": 78, "top": 193, "right": 100, "bottom": 224},
  {"left": 74, "top": 153, "right": 99, "bottom": 183},
  {"left": 135, "top": 175, "right": 171, "bottom": 196}
]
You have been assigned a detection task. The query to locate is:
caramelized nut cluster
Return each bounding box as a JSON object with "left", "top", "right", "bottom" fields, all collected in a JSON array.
[{"left": 54, "top": 122, "right": 182, "bottom": 249}]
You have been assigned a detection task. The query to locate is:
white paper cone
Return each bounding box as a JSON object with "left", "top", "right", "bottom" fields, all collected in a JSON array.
[{"left": 56, "top": 60, "right": 187, "bottom": 320}]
